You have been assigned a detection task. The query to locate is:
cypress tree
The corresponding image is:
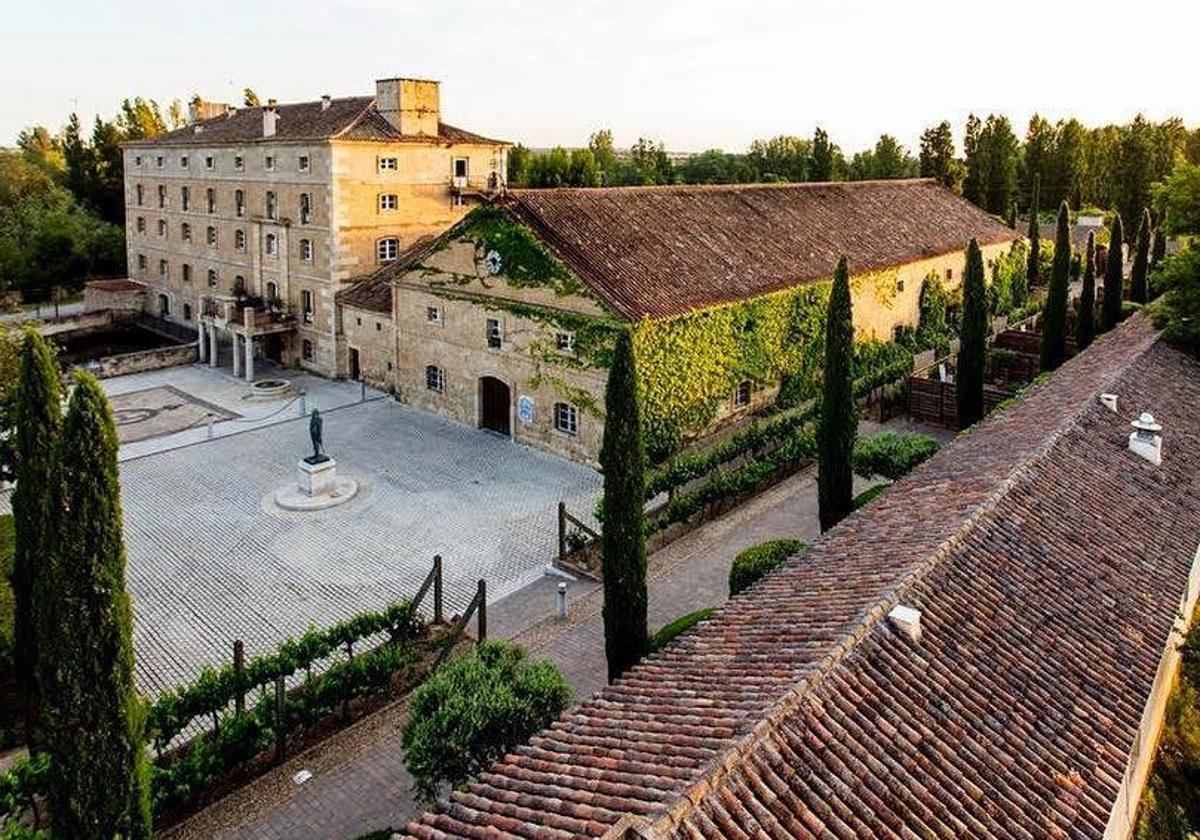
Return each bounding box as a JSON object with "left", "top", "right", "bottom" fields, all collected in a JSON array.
[
  {"left": 956, "top": 239, "right": 989, "bottom": 428},
  {"left": 1129, "top": 208, "right": 1151, "bottom": 304},
  {"left": 1039, "top": 202, "right": 1072, "bottom": 371},
  {"left": 11, "top": 329, "right": 61, "bottom": 748},
  {"left": 1151, "top": 225, "right": 1167, "bottom": 270},
  {"left": 42, "top": 372, "right": 151, "bottom": 839},
  {"left": 817, "top": 255, "right": 856, "bottom": 532},
  {"left": 599, "top": 330, "right": 648, "bottom": 683},
  {"left": 1077, "top": 232, "right": 1097, "bottom": 350},
  {"left": 1008, "top": 200, "right": 1018, "bottom": 230},
  {"left": 1026, "top": 173, "right": 1041, "bottom": 289},
  {"left": 1102, "top": 213, "right": 1125, "bottom": 331}
]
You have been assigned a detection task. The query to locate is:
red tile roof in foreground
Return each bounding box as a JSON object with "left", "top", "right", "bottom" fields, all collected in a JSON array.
[
  {"left": 407, "top": 314, "right": 1200, "bottom": 839},
  {"left": 504, "top": 180, "right": 1017, "bottom": 321}
]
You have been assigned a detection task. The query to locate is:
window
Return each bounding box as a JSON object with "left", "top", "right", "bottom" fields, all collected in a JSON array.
[
  {"left": 377, "top": 238, "right": 399, "bottom": 262},
  {"left": 379, "top": 193, "right": 397, "bottom": 212},
  {"left": 302, "top": 339, "right": 314, "bottom": 361},
  {"left": 206, "top": 187, "right": 215, "bottom": 213},
  {"left": 555, "top": 332, "right": 574, "bottom": 352},
  {"left": 181, "top": 263, "right": 192, "bottom": 283},
  {"left": 179, "top": 155, "right": 188, "bottom": 169},
  {"left": 301, "top": 290, "right": 314, "bottom": 324},
  {"left": 158, "top": 259, "right": 169, "bottom": 278},
  {"left": 376, "top": 322, "right": 382, "bottom": 331},
  {"left": 158, "top": 294, "right": 170, "bottom": 317},
  {"left": 266, "top": 281, "right": 278, "bottom": 302},
  {"left": 378, "top": 157, "right": 397, "bottom": 171},
  {"left": 265, "top": 155, "right": 275, "bottom": 171},
  {"left": 265, "top": 233, "right": 278, "bottom": 256},
  {"left": 486, "top": 318, "right": 502, "bottom": 349},
  {"left": 157, "top": 219, "right": 167, "bottom": 237},
  {"left": 208, "top": 269, "right": 219, "bottom": 287},
  {"left": 299, "top": 193, "right": 311, "bottom": 225},
  {"left": 135, "top": 184, "right": 144, "bottom": 206},
  {"left": 181, "top": 186, "right": 189, "bottom": 211},
  {"left": 453, "top": 158, "right": 468, "bottom": 179},
  {"left": 134, "top": 155, "right": 142, "bottom": 167},
  {"left": 204, "top": 155, "right": 214, "bottom": 170},
  {"left": 137, "top": 254, "right": 147, "bottom": 270},
  {"left": 234, "top": 189, "right": 244, "bottom": 217},
  {"left": 206, "top": 226, "right": 217, "bottom": 246},
  {"left": 234, "top": 155, "right": 244, "bottom": 170},
  {"left": 300, "top": 238, "right": 313, "bottom": 262},
  {"left": 734, "top": 380, "right": 752, "bottom": 408},
  {"left": 235, "top": 229, "right": 246, "bottom": 251},
  {"left": 425, "top": 365, "right": 444, "bottom": 393},
  {"left": 233, "top": 275, "right": 245, "bottom": 295},
  {"left": 135, "top": 216, "right": 145, "bottom": 233},
  {"left": 298, "top": 154, "right": 309, "bottom": 172},
  {"left": 265, "top": 191, "right": 276, "bottom": 219},
  {"left": 945, "top": 267, "right": 954, "bottom": 281},
  {"left": 155, "top": 155, "right": 164, "bottom": 168},
  {"left": 554, "top": 402, "right": 578, "bottom": 436},
  {"left": 181, "top": 222, "right": 191, "bottom": 241},
  {"left": 896, "top": 277, "right": 905, "bottom": 293},
  {"left": 426, "top": 305, "right": 442, "bottom": 325},
  {"left": 183, "top": 303, "right": 193, "bottom": 320},
  {"left": 157, "top": 185, "right": 166, "bottom": 208}
]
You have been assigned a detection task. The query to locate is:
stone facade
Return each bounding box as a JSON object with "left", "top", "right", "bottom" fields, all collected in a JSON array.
[{"left": 121, "top": 77, "right": 508, "bottom": 379}]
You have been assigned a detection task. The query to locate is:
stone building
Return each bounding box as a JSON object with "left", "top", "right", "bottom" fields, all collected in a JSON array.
[
  {"left": 120, "top": 77, "right": 508, "bottom": 379},
  {"left": 338, "top": 179, "right": 1017, "bottom": 465}
]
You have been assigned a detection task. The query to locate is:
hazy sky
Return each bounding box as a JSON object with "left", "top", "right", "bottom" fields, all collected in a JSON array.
[{"left": 2, "top": 0, "right": 1197, "bottom": 154}]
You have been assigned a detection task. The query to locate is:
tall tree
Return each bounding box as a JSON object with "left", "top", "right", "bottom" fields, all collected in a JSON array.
[
  {"left": 810, "top": 127, "right": 836, "bottom": 181},
  {"left": 588, "top": 129, "right": 619, "bottom": 184},
  {"left": 1048, "top": 118, "right": 1087, "bottom": 208},
  {"left": 1077, "top": 232, "right": 1097, "bottom": 349},
  {"left": 956, "top": 239, "right": 988, "bottom": 427},
  {"left": 1023, "top": 114, "right": 1056, "bottom": 208},
  {"left": 919, "top": 121, "right": 959, "bottom": 190},
  {"left": 1151, "top": 224, "right": 1167, "bottom": 270},
  {"left": 1040, "top": 202, "right": 1072, "bottom": 370},
  {"left": 1129, "top": 208, "right": 1151, "bottom": 304},
  {"left": 969, "top": 114, "right": 1020, "bottom": 214},
  {"left": 42, "top": 373, "right": 151, "bottom": 839},
  {"left": 1112, "top": 116, "right": 1156, "bottom": 235},
  {"left": 849, "top": 135, "right": 917, "bottom": 181},
  {"left": 11, "top": 330, "right": 61, "bottom": 747},
  {"left": 962, "top": 114, "right": 982, "bottom": 206},
  {"left": 599, "top": 331, "right": 648, "bottom": 683},
  {"left": 817, "top": 255, "right": 856, "bottom": 532},
  {"left": 1102, "top": 213, "right": 1125, "bottom": 330},
  {"left": 1008, "top": 200, "right": 1018, "bottom": 230},
  {"left": 1026, "top": 173, "right": 1041, "bottom": 288}
]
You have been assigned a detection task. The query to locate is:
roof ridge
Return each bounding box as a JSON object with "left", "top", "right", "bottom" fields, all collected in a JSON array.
[
  {"left": 509, "top": 177, "right": 938, "bottom": 196},
  {"left": 330, "top": 97, "right": 378, "bottom": 140},
  {"left": 627, "top": 316, "right": 1161, "bottom": 839}
]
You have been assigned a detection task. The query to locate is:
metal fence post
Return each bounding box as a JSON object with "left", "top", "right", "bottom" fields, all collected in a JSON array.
[
  {"left": 233, "top": 640, "right": 245, "bottom": 715},
  {"left": 360, "top": 379, "right": 367, "bottom": 402},
  {"left": 298, "top": 390, "right": 307, "bottom": 417},
  {"left": 476, "top": 579, "right": 487, "bottom": 643},
  {"left": 206, "top": 412, "right": 214, "bottom": 440},
  {"left": 557, "top": 502, "right": 566, "bottom": 564},
  {"left": 274, "top": 675, "right": 286, "bottom": 762},
  {"left": 433, "top": 555, "right": 443, "bottom": 625},
  {"left": 557, "top": 581, "right": 568, "bottom": 620}
]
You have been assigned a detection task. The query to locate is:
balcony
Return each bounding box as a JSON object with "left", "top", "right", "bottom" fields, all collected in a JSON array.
[{"left": 201, "top": 293, "right": 296, "bottom": 336}]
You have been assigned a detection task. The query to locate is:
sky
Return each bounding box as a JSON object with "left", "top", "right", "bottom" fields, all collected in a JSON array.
[{"left": 2, "top": 0, "right": 1197, "bottom": 155}]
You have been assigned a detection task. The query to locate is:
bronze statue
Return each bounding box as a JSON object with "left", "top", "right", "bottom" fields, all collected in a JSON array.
[{"left": 308, "top": 408, "right": 325, "bottom": 462}]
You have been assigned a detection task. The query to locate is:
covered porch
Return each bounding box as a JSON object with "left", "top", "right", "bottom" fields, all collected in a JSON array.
[{"left": 197, "top": 294, "right": 296, "bottom": 382}]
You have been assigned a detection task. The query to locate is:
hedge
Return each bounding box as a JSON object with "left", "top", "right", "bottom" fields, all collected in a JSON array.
[
  {"left": 852, "top": 432, "right": 940, "bottom": 482},
  {"left": 649, "top": 607, "right": 717, "bottom": 652},
  {"left": 853, "top": 484, "right": 890, "bottom": 509},
  {"left": 729, "top": 539, "right": 807, "bottom": 597}
]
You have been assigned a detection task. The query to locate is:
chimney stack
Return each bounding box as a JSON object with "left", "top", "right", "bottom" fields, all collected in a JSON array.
[
  {"left": 888, "top": 604, "right": 922, "bottom": 643},
  {"left": 188, "top": 98, "right": 232, "bottom": 124},
  {"left": 374, "top": 77, "right": 440, "bottom": 136},
  {"left": 262, "top": 100, "right": 278, "bottom": 138},
  {"left": 321, "top": 95, "right": 332, "bottom": 111},
  {"left": 1129, "top": 412, "right": 1163, "bottom": 465}
]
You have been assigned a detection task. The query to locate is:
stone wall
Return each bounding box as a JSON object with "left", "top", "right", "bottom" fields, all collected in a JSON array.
[
  {"left": 83, "top": 279, "right": 146, "bottom": 313},
  {"left": 95, "top": 342, "right": 199, "bottom": 378}
]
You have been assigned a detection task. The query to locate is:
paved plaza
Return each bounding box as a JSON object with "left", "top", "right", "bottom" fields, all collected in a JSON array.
[{"left": 113, "top": 365, "right": 601, "bottom": 697}]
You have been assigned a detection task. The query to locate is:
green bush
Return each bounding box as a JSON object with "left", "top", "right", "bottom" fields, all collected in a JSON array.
[
  {"left": 649, "top": 607, "right": 717, "bottom": 652},
  {"left": 728, "top": 539, "right": 807, "bottom": 597},
  {"left": 853, "top": 483, "right": 890, "bottom": 509},
  {"left": 852, "top": 432, "right": 940, "bottom": 481},
  {"left": 402, "top": 640, "right": 569, "bottom": 802}
]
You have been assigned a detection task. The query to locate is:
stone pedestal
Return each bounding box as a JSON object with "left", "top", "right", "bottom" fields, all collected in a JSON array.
[
  {"left": 273, "top": 456, "right": 358, "bottom": 511},
  {"left": 299, "top": 457, "right": 337, "bottom": 495}
]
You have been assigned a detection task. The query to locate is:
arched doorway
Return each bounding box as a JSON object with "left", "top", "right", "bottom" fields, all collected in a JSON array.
[{"left": 479, "top": 376, "right": 511, "bottom": 436}]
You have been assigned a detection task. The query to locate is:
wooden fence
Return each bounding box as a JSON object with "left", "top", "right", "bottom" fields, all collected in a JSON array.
[{"left": 907, "top": 376, "right": 1014, "bottom": 429}]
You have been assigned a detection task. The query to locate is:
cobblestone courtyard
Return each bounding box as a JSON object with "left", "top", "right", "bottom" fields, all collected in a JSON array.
[{"left": 119, "top": 384, "right": 601, "bottom": 696}]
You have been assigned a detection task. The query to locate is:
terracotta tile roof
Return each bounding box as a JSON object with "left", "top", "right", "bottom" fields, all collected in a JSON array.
[
  {"left": 337, "top": 236, "right": 439, "bottom": 314},
  {"left": 85, "top": 278, "right": 144, "bottom": 292},
  {"left": 123, "top": 96, "right": 507, "bottom": 147},
  {"left": 406, "top": 314, "right": 1200, "bottom": 839},
  {"left": 504, "top": 180, "right": 1017, "bottom": 321}
]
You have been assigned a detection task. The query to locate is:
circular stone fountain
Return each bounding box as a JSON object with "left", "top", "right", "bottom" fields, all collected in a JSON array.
[{"left": 248, "top": 379, "right": 293, "bottom": 401}]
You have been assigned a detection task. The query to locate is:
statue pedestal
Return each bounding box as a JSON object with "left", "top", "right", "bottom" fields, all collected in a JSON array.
[
  {"left": 274, "top": 456, "right": 358, "bottom": 511},
  {"left": 299, "top": 456, "right": 337, "bottom": 496}
]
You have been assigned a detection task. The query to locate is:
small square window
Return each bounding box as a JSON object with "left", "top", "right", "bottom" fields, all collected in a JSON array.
[
  {"left": 896, "top": 277, "right": 905, "bottom": 293},
  {"left": 137, "top": 254, "right": 147, "bottom": 270},
  {"left": 555, "top": 332, "right": 574, "bottom": 352},
  {"left": 379, "top": 194, "right": 398, "bottom": 212},
  {"left": 136, "top": 216, "right": 145, "bottom": 233},
  {"left": 156, "top": 155, "right": 164, "bottom": 168},
  {"left": 265, "top": 155, "right": 275, "bottom": 171},
  {"left": 302, "top": 339, "right": 314, "bottom": 361},
  {"left": 453, "top": 158, "right": 468, "bottom": 178},
  {"left": 375, "top": 322, "right": 382, "bottom": 331},
  {"left": 486, "top": 318, "right": 502, "bottom": 349},
  {"left": 554, "top": 402, "right": 578, "bottom": 436},
  {"left": 426, "top": 306, "right": 442, "bottom": 325},
  {"left": 425, "top": 365, "right": 444, "bottom": 393},
  {"left": 234, "top": 155, "right": 244, "bottom": 170},
  {"left": 734, "top": 380, "right": 752, "bottom": 408},
  {"left": 207, "top": 269, "right": 219, "bottom": 287},
  {"left": 356, "top": 317, "right": 362, "bottom": 326},
  {"left": 235, "top": 229, "right": 246, "bottom": 251},
  {"left": 379, "top": 157, "right": 398, "bottom": 171},
  {"left": 205, "top": 156, "right": 215, "bottom": 170},
  {"left": 298, "top": 154, "right": 310, "bottom": 172},
  {"left": 180, "top": 155, "right": 188, "bottom": 169},
  {"left": 134, "top": 155, "right": 142, "bottom": 166},
  {"left": 377, "top": 238, "right": 399, "bottom": 263},
  {"left": 945, "top": 268, "right": 954, "bottom": 281}
]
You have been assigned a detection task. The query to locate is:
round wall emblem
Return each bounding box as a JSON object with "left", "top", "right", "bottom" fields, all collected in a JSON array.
[
  {"left": 517, "top": 394, "right": 535, "bottom": 424},
  {"left": 484, "top": 250, "right": 503, "bottom": 275}
]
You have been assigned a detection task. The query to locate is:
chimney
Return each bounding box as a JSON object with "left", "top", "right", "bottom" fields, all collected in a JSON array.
[
  {"left": 1099, "top": 393, "right": 1119, "bottom": 413},
  {"left": 888, "top": 604, "right": 922, "bottom": 643},
  {"left": 375, "top": 77, "right": 440, "bottom": 136},
  {"left": 188, "top": 98, "right": 232, "bottom": 124},
  {"left": 321, "top": 95, "right": 332, "bottom": 111},
  {"left": 262, "top": 100, "right": 278, "bottom": 138},
  {"left": 1129, "top": 412, "right": 1163, "bottom": 465}
]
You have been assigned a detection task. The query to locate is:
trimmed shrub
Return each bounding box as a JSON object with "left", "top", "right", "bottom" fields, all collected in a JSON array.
[
  {"left": 852, "top": 432, "right": 939, "bottom": 481},
  {"left": 729, "top": 538, "right": 807, "bottom": 597},
  {"left": 402, "top": 640, "right": 569, "bottom": 802},
  {"left": 649, "top": 607, "right": 717, "bottom": 652},
  {"left": 853, "top": 483, "right": 890, "bottom": 509}
]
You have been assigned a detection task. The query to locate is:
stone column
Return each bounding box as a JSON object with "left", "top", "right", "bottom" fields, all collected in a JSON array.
[
  {"left": 197, "top": 322, "right": 208, "bottom": 364},
  {"left": 232, "top": 334, "right": 243, "bottom": 378},
  {"left": 208, "top": 325, "right": 219, "bottom": 367},
  {"left": 244, "top": 335, "right": 255, "bottom": 382}
]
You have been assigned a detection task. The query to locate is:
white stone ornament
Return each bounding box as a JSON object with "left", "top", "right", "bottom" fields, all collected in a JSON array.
[{"left": 484, "top": 250, "right": 503, "bottom": 275}]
